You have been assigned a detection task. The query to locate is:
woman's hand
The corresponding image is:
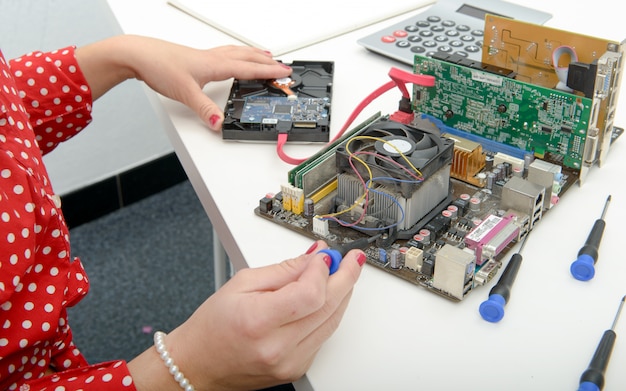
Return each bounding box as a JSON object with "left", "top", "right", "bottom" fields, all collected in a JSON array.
[
  {"left": 128, "top": 241, "right": 366, "bottom": 391},
  {"left": 75, "top": 35, "right": 292, "bottom": 131}
]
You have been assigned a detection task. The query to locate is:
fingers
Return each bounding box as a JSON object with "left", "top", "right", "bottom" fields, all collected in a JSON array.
[
  {"left": 234, "top": 240, "right": 329, "bottom": 292},
  {"left": 207, "top": 45, "right": 293, "bottom": 81},
  {"left": 303, "top": 250, "right": 366, "bottom": 326},
  {"left": 228, "top": 60, "right": 292, "bottom": 81},
  {"left": 183, "top": 45, "right": 293, "bottom": 130},
  {"left": 177, "top": 244, "right": 364, "bottom": 387},
  {"left": 184, "top": 88, "right": 223, "bottom": 130},
  {"left": 230, "top": 241, "right": 364, "bottom": 332},
  {"left": 220, "top": 241, "right": 331, "bottom": 328},
  {"left": 246, "top": 251, "right": 332, "bottom": 328},
  {"left": 289, "top": 248, "right": 365, "bottom": 342},
  {"left": 295, "top": 287, "right": 354, "bottom": 358}
]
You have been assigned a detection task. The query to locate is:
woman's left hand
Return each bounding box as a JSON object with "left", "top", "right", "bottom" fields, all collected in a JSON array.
[{"left": 76, "top": 35, "right": 292, "bottom": 130}]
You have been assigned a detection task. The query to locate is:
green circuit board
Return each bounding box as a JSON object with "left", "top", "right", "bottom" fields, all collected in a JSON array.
[{"left": 412, "top": 54, "right": 593, "bottom": 169}]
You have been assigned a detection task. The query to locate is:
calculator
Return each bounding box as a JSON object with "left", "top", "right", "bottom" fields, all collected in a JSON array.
[{"left": 357, "top": 0, "right": 552, "bottom": 65}]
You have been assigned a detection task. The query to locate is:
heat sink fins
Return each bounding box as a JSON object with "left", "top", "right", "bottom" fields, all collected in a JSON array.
[{"left": 446, "top": 133, "right": 486, "bottom": 187}]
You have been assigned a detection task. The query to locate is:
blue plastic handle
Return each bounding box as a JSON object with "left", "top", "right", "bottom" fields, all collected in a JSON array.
[{"left": 318, "top": 248, "right": 342, "bottom": 274}]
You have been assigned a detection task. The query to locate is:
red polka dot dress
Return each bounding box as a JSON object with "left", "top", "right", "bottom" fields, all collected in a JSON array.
[{"left": 0, "top": 48, "right": 136, "bottom": 390}]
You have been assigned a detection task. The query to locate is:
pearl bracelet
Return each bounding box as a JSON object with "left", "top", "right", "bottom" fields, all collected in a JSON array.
[{"left": 153, "top": 331, "right": 196, "bottom": 391}]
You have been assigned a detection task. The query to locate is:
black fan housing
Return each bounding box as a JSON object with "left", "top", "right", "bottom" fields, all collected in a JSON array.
[{"left": 335, "top": 118, "right": 453, "bottom": 198}]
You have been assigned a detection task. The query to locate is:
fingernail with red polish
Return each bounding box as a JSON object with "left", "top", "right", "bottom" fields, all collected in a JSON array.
[
  {"left": 357, "top": 253, "right": 367, "bottom": 267},
  {"left": 209, "top": 114, "right": 220, "bottom": 128},
  {"left": 279, "top": 63, "right": 292, "bottom": 70},
  {"left": 322, "top": 254, "right": 332, "bottom": 269},
  {"left": 263, "top": 50, "right": 273, "bottom": 56},
  {"left": 305, "top": 242, "right": 318, "bottom": 254}
]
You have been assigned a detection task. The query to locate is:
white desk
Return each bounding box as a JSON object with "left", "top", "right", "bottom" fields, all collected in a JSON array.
[{"left": 107, "top": 1, "right": 626, "bottom": 389}]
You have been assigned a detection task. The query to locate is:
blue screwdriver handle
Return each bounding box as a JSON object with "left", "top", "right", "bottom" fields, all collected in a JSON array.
[
  {"left": 318, "top": 248, "right": 343, "bottom": 274},
  {"left": 479, "top": 253, "right": 523, "bottom": 322},
  {"left": 318, "top": 237, "right": 375, "bottom": 274},
  {"left": 571, "top": 196, "right": 610, "bottom": 281},
  {"left": 571, "top": 219, "right": 606, "bottom": 281}
]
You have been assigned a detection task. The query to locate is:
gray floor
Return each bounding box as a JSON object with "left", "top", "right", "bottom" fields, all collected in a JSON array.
[
  {"left": 67, "top": 180, "right": 215, "bottom": 363},
  {"left": 66, "top": 180, "right": 295, "bottom": 391}
]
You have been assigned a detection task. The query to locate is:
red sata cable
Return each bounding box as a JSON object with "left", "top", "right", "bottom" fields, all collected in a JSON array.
[{"left": 276, "top": 67, "right": 435, "bottom": 165}]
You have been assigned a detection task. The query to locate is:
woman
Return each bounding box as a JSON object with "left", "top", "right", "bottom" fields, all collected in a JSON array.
[{"left": 0, "top": 35, "right": 366, "bottom": 390}]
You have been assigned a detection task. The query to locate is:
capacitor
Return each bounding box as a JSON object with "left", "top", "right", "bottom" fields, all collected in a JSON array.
[
  {"left": 492, "top": 167, "right": 502, "bottom": 181},
  {"left": 496, "top": 163, "right": 505, "bottom": 175},
  {"left": 476, "top": 172, "right": 487, "bottom": 187},
  {"left": 524, "top": 153, "right": 534, "bottom": 169},
  {"left": 304, "top": 198, "right": 315, "bottom": 217},
  {"left": 390, "top": 249, "right": 402, "bottom": 269},
  {"left": 419, "top": 229, "right": 431, "bottom": 244},
  {"left": 447, "top": 205, "right": 459, "bottom": 219},
  {"left": 486, "top": 172, "right": 496, "bottom": 190},
  {"left": 513, "top": 166, "right": 523, "bottom": 178},
  {"left": 503, "top": 162, "right": 512, "bottom": 178},
  {"left": 470, "top": 197, "right": 481, "bottom": 212}
]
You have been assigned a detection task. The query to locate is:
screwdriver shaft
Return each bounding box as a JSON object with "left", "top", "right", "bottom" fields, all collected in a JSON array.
[
  {"left": 600, "top": 195, "right": 611, "bottom": 221},
  {"left": 610, "top": 295, "right": 625, "bottom": 331}
]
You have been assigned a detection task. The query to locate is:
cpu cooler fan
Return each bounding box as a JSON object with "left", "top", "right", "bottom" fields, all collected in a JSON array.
[{"left": 334, "top": 118, "right": 454, "bottom": 236}]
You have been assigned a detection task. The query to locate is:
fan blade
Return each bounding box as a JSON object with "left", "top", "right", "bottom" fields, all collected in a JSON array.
[
  {"left": 412, "top": 133, "right": 434, "bottom": 150},
  {"left": 406, "top": 157, "right": 431, "bottom": 170},
  {"left": 412, "top": 144, "right": 439, "bottom": 160}
]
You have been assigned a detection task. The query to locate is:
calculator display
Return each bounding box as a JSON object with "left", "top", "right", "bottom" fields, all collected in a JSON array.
[{"left": 456, "top": 4, "right": 508, "bottom": 20}]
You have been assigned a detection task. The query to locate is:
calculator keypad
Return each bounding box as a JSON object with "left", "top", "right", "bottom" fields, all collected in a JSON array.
[
  {"left": 380, "top": 15, "right": 483, "bottom": 59},
  {"left": 370, "top": 15, "right": 484, "bottom": 61},
  {"left": 357, "top": 1, "right": 551, "bottom": 66}
]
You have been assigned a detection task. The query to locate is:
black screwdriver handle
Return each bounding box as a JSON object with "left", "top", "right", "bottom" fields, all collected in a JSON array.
[
  {"left": 579, "top": 329, "right": 616, "bottom": 390},
  {"left": 489, "top": 253, "right": 522, "bottom": 302},
  {"left": 577, "top": 219, "right": 606, "bottom": 263}
]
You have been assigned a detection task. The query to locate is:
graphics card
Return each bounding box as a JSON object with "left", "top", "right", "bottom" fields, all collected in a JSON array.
[{"left": 222, "top": 61, "right": 333, "bottom": 142}]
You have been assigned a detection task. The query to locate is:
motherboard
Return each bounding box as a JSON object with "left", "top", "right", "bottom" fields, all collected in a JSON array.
[{"left": 253, "top": 18, "right": 624, "bottom": 301}]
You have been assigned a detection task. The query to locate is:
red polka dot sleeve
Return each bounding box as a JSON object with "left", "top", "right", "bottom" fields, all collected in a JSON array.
[
  {"left": 1, "top": 49, "right": 138, "bottom": 390},
  {"left": 9, "top": 47, "right": 94, "bottom": 156}
]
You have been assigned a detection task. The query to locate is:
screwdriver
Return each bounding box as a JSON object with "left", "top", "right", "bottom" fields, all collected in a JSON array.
[
  {"left": 577, "top": 295, "right": 625, "bottom": 391},
  {"left": 479, "top": 233, "right": 530, "bottom": 323},
  {"left": 320, "top": 235, "right": 380, "bottom": 274},
  {"left": 570, "top": 195, "right": 611, "bottom": 281}
]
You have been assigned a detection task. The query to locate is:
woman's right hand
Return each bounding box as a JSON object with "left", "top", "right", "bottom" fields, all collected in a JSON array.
[{"left": 128, "top": 240, "right": 366, "bottom": 391}]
